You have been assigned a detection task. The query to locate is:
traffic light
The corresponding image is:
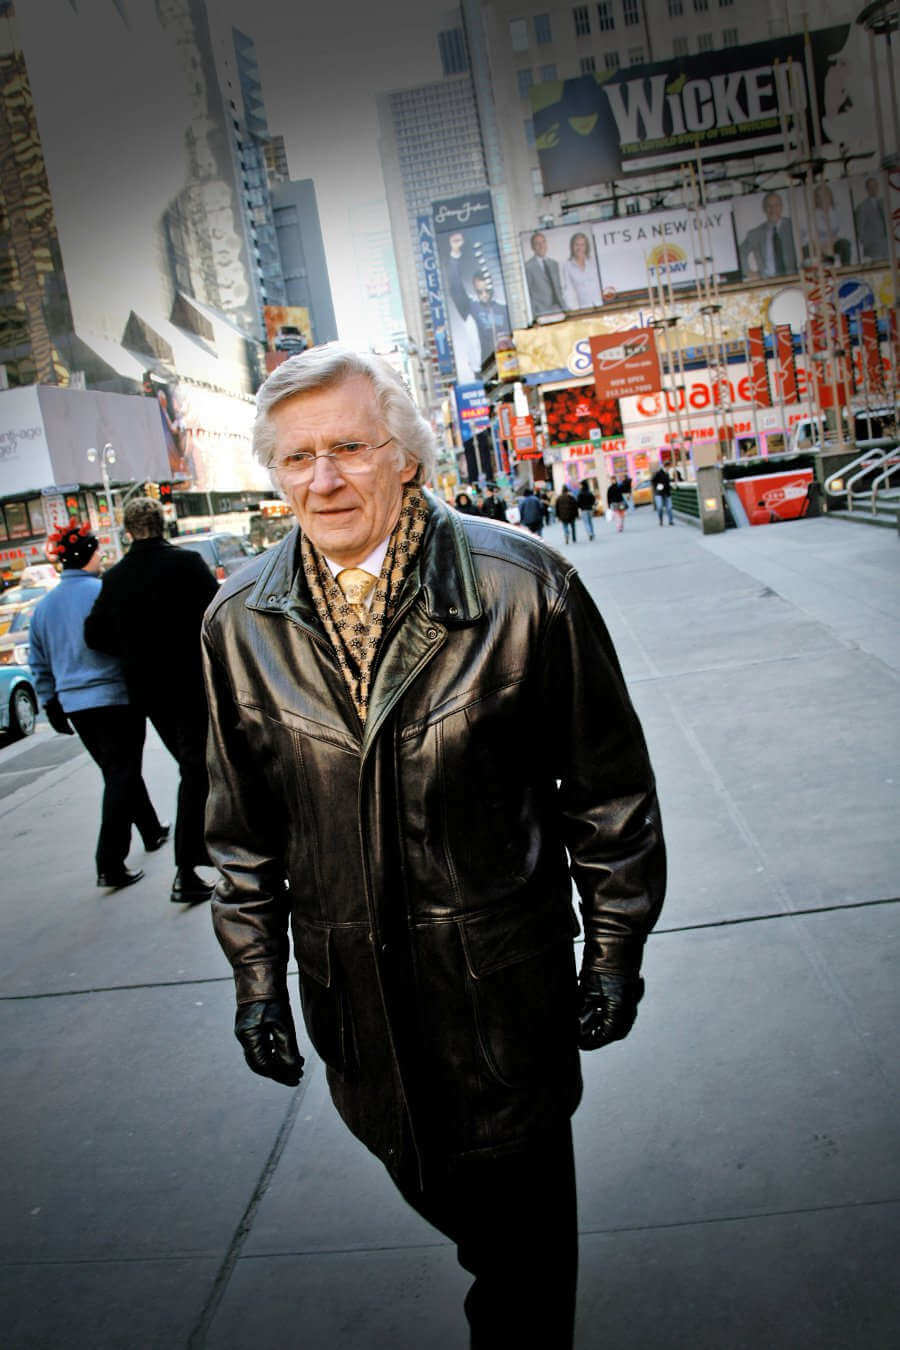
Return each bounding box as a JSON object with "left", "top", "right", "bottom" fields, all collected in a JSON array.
[
  {"left": 143, "top": 481, "right": 160, "bottom": 500},
  {"left": 159, "top": 482, "right": 173, "bottom": 505}
]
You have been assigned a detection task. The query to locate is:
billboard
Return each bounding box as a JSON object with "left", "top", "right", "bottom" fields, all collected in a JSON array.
[
  {"left": 417, "top": 215, "right": 455, "bottom": 377},
  {"left": 591, "top": 329, "right": 661, "bottom": 400},
  {"left": 263, "top": 305, "right": 312, "bottom": 353},
  {"left": 591, "top": 206, "right": 739, "bottom": 301},
  {"left": 432, "top": 192, "right": 511, "bottom": 384},
  {"left": 454, "top": 383, "right": 491, "bottom": 439},
  {"left": 543, "top": 386, "right": 622, "bottom": 448},
  {"left": 519, "top": 225, "right": 603, "bottom": 319},
  {"left": 531, "top": 26, "right": 858, "bottom": 192}
]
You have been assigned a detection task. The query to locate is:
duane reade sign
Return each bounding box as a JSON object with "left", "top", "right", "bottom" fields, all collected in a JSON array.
[{"left": 531, "top": 25, "right": 865, "bottom": 191}]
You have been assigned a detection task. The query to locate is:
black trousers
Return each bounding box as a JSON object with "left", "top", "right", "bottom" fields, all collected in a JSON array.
[
  {"left": 69, "top": 705, "right": 162, "bottom": 875},
  {"left": 397, "top": 1123, "right": 578, "bottom": 1349},
  {"left": 144, "top": 700, "right": 210, "bottom": 869}
]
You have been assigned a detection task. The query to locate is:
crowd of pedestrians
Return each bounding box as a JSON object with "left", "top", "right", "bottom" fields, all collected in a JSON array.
[{"left": 449, "top": 469, "right": 679, "bottom": 542}]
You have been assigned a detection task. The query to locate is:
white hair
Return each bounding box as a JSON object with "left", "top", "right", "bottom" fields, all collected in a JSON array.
[{"left": 253, "top": 342, "right": 437, "bottom": 485}]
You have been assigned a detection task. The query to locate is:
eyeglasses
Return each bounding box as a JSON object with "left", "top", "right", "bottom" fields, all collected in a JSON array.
[{"left": 269, "top": 437, "right": 394, "bottom": 483}]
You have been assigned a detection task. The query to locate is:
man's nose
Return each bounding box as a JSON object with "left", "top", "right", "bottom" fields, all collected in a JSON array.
[{"left": 308, "top": 453, "right": 344, "bottom": 491}]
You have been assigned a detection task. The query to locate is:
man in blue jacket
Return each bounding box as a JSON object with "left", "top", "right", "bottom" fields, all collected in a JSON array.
[{"left": 29, "top": 520, "right": 167, "bottom": 888}]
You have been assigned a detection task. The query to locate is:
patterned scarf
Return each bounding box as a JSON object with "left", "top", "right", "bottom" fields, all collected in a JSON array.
[{"left": 300, "top": 485, "right": 430, "bottom": 723}]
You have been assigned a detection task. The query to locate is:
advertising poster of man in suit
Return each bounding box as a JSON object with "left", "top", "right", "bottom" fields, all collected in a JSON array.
[
  {"left": 852, "top": 176, "right": 889, "bottom": 263},
  {"left": 735, "top": 191, "right": 799, "bottom": 280},
  {"left": 520, "top": 224, "right": 604, "bottom": 320}
]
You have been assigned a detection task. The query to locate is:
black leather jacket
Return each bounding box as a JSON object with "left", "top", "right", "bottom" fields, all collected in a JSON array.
[{"left": 203, "top": 493, "right": 665, "bottom": 1181}]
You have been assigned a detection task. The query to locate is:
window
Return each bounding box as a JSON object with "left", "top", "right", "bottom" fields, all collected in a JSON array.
[
  {"left": 697, "top": 31, "right": 714, "bottom": 50},
  {"left": 623, "top": 0, "right": 641, "bottom": 26},
  {"left": 625, "top": 200, "right": 642, "bottom": 215},
  {"left": 694, "top": 0, "right": 709, "bottom": 10},
  {"left": 719, "top": 0, "right": 734, "bottom": 6},
  {"left": 534, "top": 12, "right": 552, "bottom": 42},
  {"left": 580, "top": 55, "right": 596, "bottom": 72},
  {"left": 605, "top": 49, "right": 620, "bottom": 69},
  {"left": 438, "top": 28, "right": 468, "bottom": 75},
  {"left": 668, "top": 0, "right": 683, "bottom": 12},
  {"left": 573, "top": 5, "right": 591, "bottom": 36},
  {"left": 596, "top": 1, "right": 614, "bottom": 31},
  {"left": 628, "top": 46, "right": 645, "bottom": 64},
  {"left": 539, "top": 63, "right": 557, "bottom": 80},
  {"left": 517, "top": 67, "right": 534, "bottom": 97},
  {"left": 524, "top": 118, "right": 536, "bottom": 146},
  {"left": 510, "top": 18, "right": 529, "bottom": 51},
  {"left": 673, "top": 35, "right": 688, "bottom": 55},
  {"left": 722, "top": 26, "right": 738, "bottom": 44},
  {"left": 532, "top": 168, "right": 545, "bottom": 195}
]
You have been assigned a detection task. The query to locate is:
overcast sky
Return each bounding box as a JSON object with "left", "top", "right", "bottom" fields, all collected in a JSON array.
[{"left": 214, "top": 0, "right": 455, "bottom": 348}]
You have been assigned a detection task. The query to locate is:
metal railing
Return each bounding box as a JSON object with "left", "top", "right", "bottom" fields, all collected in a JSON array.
[{"left": 822, "top": 440, "right": 900, "bottom": 512}]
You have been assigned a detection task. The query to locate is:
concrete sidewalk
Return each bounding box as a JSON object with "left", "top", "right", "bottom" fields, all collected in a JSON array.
[{"left": 1, "top": 510, "right": 898, "bottom": 1349}]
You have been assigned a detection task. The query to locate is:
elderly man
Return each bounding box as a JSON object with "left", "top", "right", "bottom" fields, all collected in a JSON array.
[{"left": 203, "top": 343, "right": 665, "bottom": 1347}]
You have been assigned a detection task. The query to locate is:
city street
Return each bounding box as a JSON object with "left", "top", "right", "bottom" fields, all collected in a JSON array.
[{"left": 1, "top": 508, "right": 898, "bottom": 1349}]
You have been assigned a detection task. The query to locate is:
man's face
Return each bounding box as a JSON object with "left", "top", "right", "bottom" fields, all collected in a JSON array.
[
  {"left": 866, "top": 178, "right": 879, "bottom": 198},
  {"left": 473, "top": 276, "right": 491, "bottom": 303},
  {"left": 532, "top": 233, "right": 548, "bottom": 257},
  {"left": 269, "top": 374, "right": 417, "bottom": 567},
  {"left": 448, "top": 231, "right": 464, "bottom": 257},
  {"left": 763, "top": 195, "right": 783, "bottom": 224}
]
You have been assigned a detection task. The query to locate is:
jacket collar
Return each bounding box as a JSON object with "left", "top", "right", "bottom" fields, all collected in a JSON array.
[{"left": 245, "top": 489, "right": 483, "bottom": 627}]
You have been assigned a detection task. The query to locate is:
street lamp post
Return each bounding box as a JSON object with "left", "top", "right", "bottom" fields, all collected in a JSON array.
[{"left": 86, "top": 443, "right": 122, "bottom": 561}]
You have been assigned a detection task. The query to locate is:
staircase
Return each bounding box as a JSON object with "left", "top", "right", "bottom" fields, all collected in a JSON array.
[{"left": 828, "top": 488, "right": 900, "bottom": 530}]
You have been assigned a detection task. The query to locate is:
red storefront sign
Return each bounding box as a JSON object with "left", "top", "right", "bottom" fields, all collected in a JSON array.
[
  {"left": 747, "top": 326, "right": 771, "bottom": 407},
  {"left": 590, "top": 329, "right": 661, "bottom": 400},
  {"left": 733, "top": 469, "right": 813, "bottom": 526},
  {"left": 511, "top": 414, "right": 540, "bottom": 458}
]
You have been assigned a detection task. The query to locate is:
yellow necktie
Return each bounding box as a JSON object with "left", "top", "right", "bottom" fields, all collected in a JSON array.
[{"left": 336, "top": 567, "right": 377, "bottom": 615}]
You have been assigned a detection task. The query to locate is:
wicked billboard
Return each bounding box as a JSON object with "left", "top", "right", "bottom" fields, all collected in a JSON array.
[{"left": 531, "top": 26, "right": 859, "bottom": 192}]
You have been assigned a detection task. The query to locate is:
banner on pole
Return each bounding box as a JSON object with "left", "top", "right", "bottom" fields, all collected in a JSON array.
[
  {"left": 859, "top": 309, "right": 884, "bottom": 395},
  {"left": 747, "top": 327, "right": 772, "bottom": 408}
]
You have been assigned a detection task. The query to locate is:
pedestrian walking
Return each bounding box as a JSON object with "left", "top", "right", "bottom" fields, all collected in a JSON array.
[
  {"left": 607, "top": 478, "right": 627, "bottom": 532},
  {"left": 84, "top": 498, "right": 220, "bottom": 905},
  {"left": 652, "top": 465, "right": 674, "bottom": 525},
  {"left": 518, "top": 486, "right": 545, "bottom": 536},
  {"left": 555, "top": 482, "right": 578, "bottom": 544},
  {"left": 481, "top": 485, "right": 508, "bottom": 522},
  {"left": 620, "top": 471, "right": 634, "bottom": 511},
  {"left": 202, "top": 343, "right": 665, "bottom": 1350},
  {"left": 29, "top": 519, "right": 168, "bottom": 889},
  {"left": 454, "top": 491, "right": 480, "bottom": 516},
  {"left": 575, "top": 481, "right": 596, "bottom": 539}
]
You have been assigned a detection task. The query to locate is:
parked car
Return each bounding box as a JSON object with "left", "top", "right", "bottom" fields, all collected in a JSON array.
[
  {"left": 0, "top": 606, "right": 34, "bottom": 669},
  {"left": 0, "top": 570, "right": 59, "bottom": 636},
  {"left": 0, "top": 664, "right": 38, "bottom": 739},
  {"left": 171, "top": 532, "right": 255, "bottom": 583}
]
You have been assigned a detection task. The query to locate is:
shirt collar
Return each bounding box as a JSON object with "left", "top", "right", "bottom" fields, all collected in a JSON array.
[{"left": 322, "top": 534, "right": 390, "bottom": 581}]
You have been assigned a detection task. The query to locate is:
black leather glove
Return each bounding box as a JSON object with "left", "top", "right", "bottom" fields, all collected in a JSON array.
[
  {"left": 577, "top": 970, "right": 645, "bottom": 1050},
  {"left": 234, "top": 998, "right": 304, "bottom": 1086},
  {"left": 44, "top": 695, "right": 74, "bottom": 735}
]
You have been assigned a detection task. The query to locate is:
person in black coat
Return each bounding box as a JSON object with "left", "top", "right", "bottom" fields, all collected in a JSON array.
[
  {"left": 555, "top": 484, "right": 578, "bottom": 544},
  {"left": 454, "top": 492, "right": 481, "bottom": 516},
  {"left": 651, "top": 466, "right": 674, "bottom": 526},
  {"left": 481, "top": 486, "right": 508, "bottom": 522},
  {"left": 84, "top": 497, "right": 220, "bottom": 904}
]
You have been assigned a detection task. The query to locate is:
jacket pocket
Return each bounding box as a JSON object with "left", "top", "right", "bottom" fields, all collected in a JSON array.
[
  {"left": 460, "top": 902, "right": 579, "bottom": 1088},
  {"left": 293, "top": 916, "right": 354, "bottom": 1075}
]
